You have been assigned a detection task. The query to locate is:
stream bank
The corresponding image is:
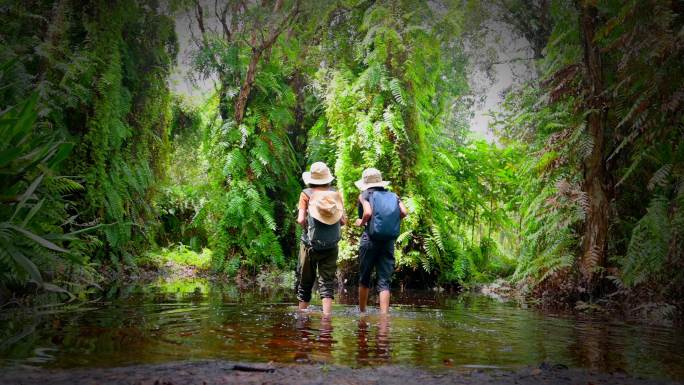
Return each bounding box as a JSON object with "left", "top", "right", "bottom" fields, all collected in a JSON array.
[{"left": 1, "top": 360, "right": 679, "bottom": 385}]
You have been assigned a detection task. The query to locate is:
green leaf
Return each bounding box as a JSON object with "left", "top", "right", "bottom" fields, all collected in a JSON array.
[
  {"left": 0, "top": 58, "right": 18, "bottom": 73},
  {"left": 8, "top": 224, "right": 68, "bottom": 253},
  {"left": 7, "top": 247, "right": 43, "bottom": 283},
  {"left": 46, "top": 142, "right": 75, "bottom": 168},
  {"left": 21, "top": 198, "right": 45, "bottom": 227},
  {"left": 0, "top": 146, "right": 22, "bottom": 169},
  {"left": 14, "top": 93, "right": 39, "bottom": 138},
  {"left": 10, "top": 174, "right": 44, "bottom": 222},
  {"left": 60, "top": 223, "right": 105, "bottom": 237},
  {"left": 41, "top": 282, "right": 76, "bottom": 301}
]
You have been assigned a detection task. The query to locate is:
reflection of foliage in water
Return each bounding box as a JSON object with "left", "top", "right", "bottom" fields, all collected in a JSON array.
[
  {"left": 6, "top": 284, "right": 682, "bottom": 380},
  {"left": 149, "top": 278, "right": 211, "bottom": 298}
]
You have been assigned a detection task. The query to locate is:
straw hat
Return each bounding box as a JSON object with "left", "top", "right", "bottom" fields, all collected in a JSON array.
[
  {"left": 354, "top": 168, "right": 390, "bottom": 190},
  {"left": 309, "top": 191, "right": 343, "bottom": 225},
  {"left": 302, "top": 162, "right": 334, "bottom": 185}
]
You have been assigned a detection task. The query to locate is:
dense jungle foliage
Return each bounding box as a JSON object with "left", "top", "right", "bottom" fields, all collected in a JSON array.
[
  {"left": 1, "top": 0, "right": 177, "bottom": 302},
  {"left": 1, "top": 0, "right": 682, "bottom": 317}
]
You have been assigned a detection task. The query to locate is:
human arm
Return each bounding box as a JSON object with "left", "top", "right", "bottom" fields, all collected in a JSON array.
[
  {"left": 297, "top": 208, "right": 307, "bottom": 227},
  {"left": 296, "top": 192, "right": 308, "bottom": 227},
  {"left": 340, "top": 203, "right": 348, "bottom": 226},
  {"left": 399, "top": 200, "right": 408, "bottom": 219},
  {"left": 339, "top": 192, "right": 348, "bottom": 226},
  {"left": 354, "top": 194, "right": 372, "bottom": 227}
]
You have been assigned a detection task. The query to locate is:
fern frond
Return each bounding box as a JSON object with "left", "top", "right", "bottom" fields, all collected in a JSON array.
[
  {"left": 396, "top": 230, "right": 412, "bottom": 245},
  {"left": 578, "top": 134, "right": 594, "bottom": 160},
  {"left": 389, "top": 78, "right": 406, "bottom": 106},
  {"left": 622, "top": 195, "right": 671, "bottom": 286},
  {"left": 647, "top": 163, "right": 672, "bottom": 191},
  {"left": 430, "top": 224, "right": 445, "bottom": 251}
]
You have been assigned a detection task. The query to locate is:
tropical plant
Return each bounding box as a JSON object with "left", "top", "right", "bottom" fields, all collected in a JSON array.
[
  {"left": 492, "top": 0, "right": 683, "bottom": 308},
  {"left": 0, "top": 0, "right": 178, "bottom": 269},
  {"left": 0, "top": 91, "right": 88, "bottom": 298},
  {"left": 311, "top": 0, "right": 515, "bottom": 285},
  {"left": 186, "top": 0, "right": 311, "bottom": 274}
]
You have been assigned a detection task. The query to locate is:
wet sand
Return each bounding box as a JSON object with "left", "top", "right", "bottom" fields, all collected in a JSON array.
[{"left": 0, "top": 360, "right": 680, "bottom": 385}]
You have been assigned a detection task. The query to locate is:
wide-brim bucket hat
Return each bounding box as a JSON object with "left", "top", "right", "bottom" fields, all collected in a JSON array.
[
  {"left": 302, "top": 161, "right": 334, "bottom": 185},
  {"left": 309, "top": 190, "right": 344, "bottom": 225},
  {"left": 354, "top": 167, "right": 390, "bottom": 190}
]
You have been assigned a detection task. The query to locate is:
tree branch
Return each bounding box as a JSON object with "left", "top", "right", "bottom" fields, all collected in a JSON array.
[
  {"left": 263, "top": 0, "right": 300, "bottom": 50},
  {"left": 194, "top": 0, "right": 207, "bottom": 37},
  {"left": 233, "top": 0, "right": 301, "bottom": 125},
  {"left": 215, "top": 0, "right": 231, "bottom": 41},
  {"left": 490, "top": 57, "right": 534, "bottom": 65}
]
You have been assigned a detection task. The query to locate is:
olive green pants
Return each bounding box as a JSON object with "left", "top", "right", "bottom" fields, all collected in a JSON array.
[{"left": 296, "top": 243, "right": 338, "bottom": 302}]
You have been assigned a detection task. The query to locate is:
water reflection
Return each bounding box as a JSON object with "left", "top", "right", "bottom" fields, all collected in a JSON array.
[
  {"left": 0, "top": 278, "right": 682, "bottom": 382},
  {"left": 570, "top": 320, "right": 612, "bottom": 372},
  {"left": 356, "top": 315, "right": 391, "bottom": 365},
  {"left": 293, "top": 314, "right": 335, "bottom": 363}
]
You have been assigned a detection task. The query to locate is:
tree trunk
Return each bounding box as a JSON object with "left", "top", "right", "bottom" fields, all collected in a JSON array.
[
  {"left": 577, "top": 1, "right": 609, "bottom": 291},
  {"left": 471, "top": 212, "right": 476, "bottom": 241},
  {"left": 488, "top": 196, "right": 494, "bottom": 239},
  {"left": 233, "top": 1, "right": 299, "bottom": 126},
  {"left": 234, "top": 48, "right": 263, "bottom": 125}
]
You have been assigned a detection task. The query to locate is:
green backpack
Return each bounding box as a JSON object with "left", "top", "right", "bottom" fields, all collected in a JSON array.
[{"left": 303, "top": 188, "right": 341, "bottom": 251}]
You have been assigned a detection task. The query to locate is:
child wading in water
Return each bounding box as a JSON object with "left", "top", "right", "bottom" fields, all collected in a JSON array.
[
  {"left": 296, "top": 162, "right": 347, "bottom": 316},
  {"left": 354, "top": 168, "right": 408, "bottom": 314}
]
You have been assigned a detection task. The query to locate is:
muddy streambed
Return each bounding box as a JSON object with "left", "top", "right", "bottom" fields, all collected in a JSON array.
[{"left": 1, "top": 278, "right": 683, "bottom": 383}]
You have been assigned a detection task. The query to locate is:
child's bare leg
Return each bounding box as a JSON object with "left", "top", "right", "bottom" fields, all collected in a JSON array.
[
  {"left": 322, "top": 298, "right": 333, "bottom": 315},
  {"left": 359, "top": 285, "right": 370, "bottom": 313},
  {"left": 379, "top": 289, "right": 390, "bottom": 314}
]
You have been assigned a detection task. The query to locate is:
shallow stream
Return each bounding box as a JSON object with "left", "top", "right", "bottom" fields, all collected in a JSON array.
[{"left": 1, "top": 278, "right": 682, "bottom": 381}]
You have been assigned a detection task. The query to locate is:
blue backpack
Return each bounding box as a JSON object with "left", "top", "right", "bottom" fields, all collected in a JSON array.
[{"left": 368, "top": 190, "right": 401, "bottom": 241}]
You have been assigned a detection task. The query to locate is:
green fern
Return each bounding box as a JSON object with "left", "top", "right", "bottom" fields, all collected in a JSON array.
[
  {"left": 621, "top": 195, "right": 671, "bottom": 287},
  {"left": 389, "top": 78, "right": 406, "bottom": 106}
]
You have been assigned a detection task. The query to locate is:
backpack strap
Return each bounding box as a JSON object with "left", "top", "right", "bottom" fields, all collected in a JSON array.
[{"left": 362, "top": 187, "right": 384, "bottom": 208}]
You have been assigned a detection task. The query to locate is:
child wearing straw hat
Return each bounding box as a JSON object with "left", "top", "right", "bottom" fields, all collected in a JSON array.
[
  {"left": 354, "top": 168, "right": 408, "bottom": 314},
  {"left": 296, "top": 162, "right": 347, "bottom": 316}
]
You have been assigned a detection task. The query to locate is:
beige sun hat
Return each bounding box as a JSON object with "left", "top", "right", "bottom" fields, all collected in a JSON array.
[
  {"left": 354, "top": 168, "right": 390, "bottom": 190},
  {"left": 309, "top": 190, "right": 343, "bottom": 225},
  {"left": 302, "top": 161, "right": 334, "bottom": 185}
]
